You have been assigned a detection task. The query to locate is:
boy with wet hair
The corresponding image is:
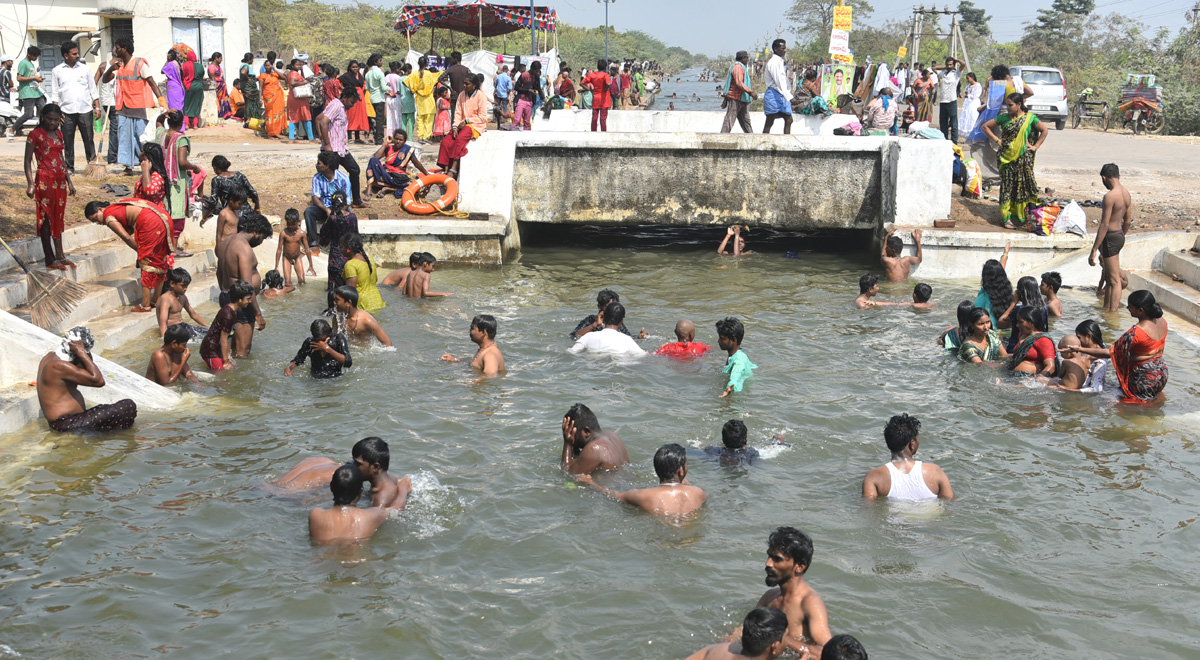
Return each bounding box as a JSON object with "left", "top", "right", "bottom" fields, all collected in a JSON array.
[
  {"left": 331, "top": 285, "right": 391, "bottom": 346},
  {"left": 655, "top": 319, "right": 710, "bottom": 358},
  {"left": 382, "top": 251, "right": 422, "bottom": 288},
  {"left": 685, "top": 607, "right": 790, "bottom": 660},
  {"left": 205, "top": 187, "right": 246, "bottom": 249},
  {"left": 821, "top": 634, "right": 868, "bottom": 660},
  {"left": 1040, "top": 271, "right": 1063, "bottom": 318},
  {"left": 285, "top": 318, "right": 352, "bottom": 378},
  {"left": 402, "top": 252, "right": 453, "bottom": 298},
  {"left": 274, "top": 208, "right": 315, "bottom": 286},
  {"left": 352, "top": 436, "right": 412, "bottom": 509},
  {"left": 855, "top": 273, "right": 912, "bottom": 309},
  {"left": 560, "top": 403, "right": 630, "bottom": 474},
  {"left": 717, "top": 317, "right": 756, "bottom": 397},
  {"left": 577, "top": 443, "right": 707, "bottom": 517},
  {"left": 911, "top": 283, "right": 934, "bottom": 311},
  {"left": 308, "top": 463, "right": 388, "bottom": 543},
  {"left": 156, "top": 267, "right": 207, "bottom": 340},
  {"left": 200, "top": 280, "right": 253, "bottom": 371},
  {"left": 862, "top": 412, "right": 953, "bottom": 500},
  {"left": 880, "top": 227, "right": 922, "bottom": 282},
  {"left": 705, "top": 419, "right": 761, "bottom": 464},
  {"left": 146, "top": 323, "right": 199, "bottom": 385}
]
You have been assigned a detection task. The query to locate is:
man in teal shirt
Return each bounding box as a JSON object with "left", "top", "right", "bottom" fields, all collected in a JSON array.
[
  {"left": 364, "top": 53, "right": 387, "bottom": 145},
  {"left": 12, "top": 45, "right": 45, "bottom": 137}
]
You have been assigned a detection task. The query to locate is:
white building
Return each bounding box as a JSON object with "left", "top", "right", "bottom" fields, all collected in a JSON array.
[{"left": 1, "top": 0, "right": 248, "bottom": 93}]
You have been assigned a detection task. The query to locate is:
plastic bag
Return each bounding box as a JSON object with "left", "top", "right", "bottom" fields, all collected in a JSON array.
[
  {"left": 1053, "top": 200, "right": 1087, "bottom": 236},
  {"left": 963, "top": 158, "right": 983, "bottom": 198},
  {"left": 1026, "top": 205, "right": 1061, "bottom": 236}
]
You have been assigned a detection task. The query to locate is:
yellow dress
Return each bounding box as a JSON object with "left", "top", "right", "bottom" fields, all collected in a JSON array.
[
  {"left": 343, "top": 256, "right": 385, "bottom": 313},
  {"left": 365, "top": 89, "right": 376, "bottom": 118},
  {"left": 404, "top": 70, "right": 439, "bottom": 140}
]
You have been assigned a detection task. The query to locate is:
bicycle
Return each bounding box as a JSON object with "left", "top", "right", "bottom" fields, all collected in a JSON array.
[{"left": 1070, "top": 88, "right": 1111, "bottom": 131}]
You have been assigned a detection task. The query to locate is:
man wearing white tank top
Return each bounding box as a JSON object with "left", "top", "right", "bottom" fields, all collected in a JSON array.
[{"left": 862, "top": 413, "right": 954, "bottom": 501}]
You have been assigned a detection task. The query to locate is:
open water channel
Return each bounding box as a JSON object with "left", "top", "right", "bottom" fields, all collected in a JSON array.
[{"left": 2, "top": 233, "right": 1199, "bottom": 658}]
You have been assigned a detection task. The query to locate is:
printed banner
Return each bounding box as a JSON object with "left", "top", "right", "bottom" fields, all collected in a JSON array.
[
  {"left": 897, "top": 46, "right": 907, "bottom": 58},
  {"left": 833, "top": 6, "right": 853, "bottom": 31},
  {"left": 829, "top": 29, "right": 851, "bottom": 56},
  {"left": 821, "top": 63, "right": 854, "bottom": 103}
]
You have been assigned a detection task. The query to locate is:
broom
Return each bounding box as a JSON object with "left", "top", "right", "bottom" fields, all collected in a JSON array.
[
  {"left": 0, "top": 236, "right": 89, "bottom": 329},
  {"left": 83, "top": 108, "right": 109, "bottom": 179}
]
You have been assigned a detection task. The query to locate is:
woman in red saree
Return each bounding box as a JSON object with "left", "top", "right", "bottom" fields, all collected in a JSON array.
[
  {"left": 1068, "top": 290, "right": 1168, "bottom": 403},
  {"left": 84, "top": 199, "right": 175, "bottom": 312}
]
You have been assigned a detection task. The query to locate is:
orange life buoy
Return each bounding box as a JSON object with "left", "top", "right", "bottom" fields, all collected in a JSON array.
[{"left": 401, "top": 173, "right": 459, "bottom": 215}]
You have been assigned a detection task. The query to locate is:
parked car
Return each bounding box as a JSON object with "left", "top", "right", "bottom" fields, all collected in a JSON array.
[{"left": 1009, "top": 66, "right": 1069, "bottom": 130}]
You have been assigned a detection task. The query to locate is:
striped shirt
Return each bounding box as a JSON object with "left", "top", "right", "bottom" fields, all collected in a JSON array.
[
  {"left": 323, "top": 98, "right": 348, "bottom": 155},
  {"left": 311, "top": 170, "right": 351, "bottom": 207}
]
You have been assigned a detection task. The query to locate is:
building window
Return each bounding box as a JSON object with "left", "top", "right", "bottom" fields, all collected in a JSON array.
[
  {"left": 170, "top": 18, "right": 224, "bottom": 62},
  {"left": 108, "top": 18, "right": 133, "bottom": 46}
]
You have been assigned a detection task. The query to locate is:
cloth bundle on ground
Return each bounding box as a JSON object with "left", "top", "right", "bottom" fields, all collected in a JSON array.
[
  {"left": 1026, "top": 205, "right": 1060, "bottom": 236},
  {"left": 963, "top": 159, "right": 983, "bottom": 198},
  {"left": 1053, "top": 200, "right": 1088, "bottom": 236}
]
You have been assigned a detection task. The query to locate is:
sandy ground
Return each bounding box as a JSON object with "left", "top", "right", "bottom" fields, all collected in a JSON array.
[{"left": 3, "top": 121, "right": 1198, "bottom": 242}]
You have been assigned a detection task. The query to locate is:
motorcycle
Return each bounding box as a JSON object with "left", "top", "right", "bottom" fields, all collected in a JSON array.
[
  {"left": 0, "top": 94, "right": 18, "bottom": 135},
  {"left": 1116, "top": 97, "right": 1165, "bottom": 135}
]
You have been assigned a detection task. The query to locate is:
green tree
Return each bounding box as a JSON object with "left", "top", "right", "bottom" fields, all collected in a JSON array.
[
  {"left": 957, "top": 0, "right": 992, "bottom": 37},
  {"left": 1027, "top": 0, "right": 1095, "bottom": 42},
  {"left": 786, "top": 0, "right": 875, "bottom": 47}
]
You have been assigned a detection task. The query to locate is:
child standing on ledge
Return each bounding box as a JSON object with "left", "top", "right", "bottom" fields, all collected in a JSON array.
[{"left": 717, "top": 317, "right": 756, "bottom": 398}]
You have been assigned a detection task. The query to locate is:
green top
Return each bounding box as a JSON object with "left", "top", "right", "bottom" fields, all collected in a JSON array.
[
  {"left": 17, "top": 59, "right": 42, "bottom": 100},
  {"left": 722, "top": 349, "right": 757, "bottom": 392},
  {"left": 634, "top": 72, "right": 644, "bottom": 94},
  {"left": 364, "top": 66, "right": 387, "bottom": 102}
]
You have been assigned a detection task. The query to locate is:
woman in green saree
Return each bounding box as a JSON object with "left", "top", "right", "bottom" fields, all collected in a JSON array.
[
  {"left": 983, "top": 92, "right": 1048, "bottom": 229},
  {"left": 958, "top": 308, "right": 1008, "bottom": 363}
]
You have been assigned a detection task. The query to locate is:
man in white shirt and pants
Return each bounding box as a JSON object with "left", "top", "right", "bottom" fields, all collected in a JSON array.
[
  {"left": 568, "top": 302, "right": 645, "bottom": 356},
  {"left": 762, "top": 39, "right": 793, "bottom": 135},
  {"left": 933, "top": 56, "right": 964, "bottom": 143},
  {"left": 50, "top": 40, "right": 100, "bottom": 172}
]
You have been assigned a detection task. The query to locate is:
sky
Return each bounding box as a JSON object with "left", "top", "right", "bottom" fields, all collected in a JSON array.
[{"left": 534, "top": 0, "right": 1197, "bottom": 56}]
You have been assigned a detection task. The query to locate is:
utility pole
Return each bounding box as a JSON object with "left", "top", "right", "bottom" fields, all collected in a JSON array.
[
  {"left": 1189, "top": 2, "right": 1200, "bottom": 25},
  {"left": 531, "top": 0, "right": 537, "bottom": 55},
  {"left": 598, "top": 0, "right": 615, "bottom": 62},
  {"left": 902, "top": 5, "right": 971, "bottom": 74}
]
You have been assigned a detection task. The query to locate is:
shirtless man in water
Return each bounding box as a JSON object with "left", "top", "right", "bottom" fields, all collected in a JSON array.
[
  {"left": 36, "top": 327, "right": 138, "bottom": 433},
  {"left": 440, "top": 314, "right": 505, "bottom": 376},
  {"left": 215, "top": 213, "right": 272, "bottom": 356},
  {"left": 309, "top": 463, "right": 388, "bottom": 543},
  {"left": 332, "top": 285, "right": 392, "bottom": 346},
  {"left": 685, "top": 608, "right": 789, "bottom": 660},
  {"left": 727, "top": 526, "right": 832, "bottom": 658},
  {"left": 381, "top": 251, "right": 421, "bottom": 289},
  {"left": 403, "top": 253, "right": 452, "bottom": 298},
  {"left": 577, "top": 444, "right": 706, "bottom": 517},
  {"left": 1091, "top": 163, "right": 1132, "bottom": 313},
  {"left": 560, "top": 403, "right": 630, "bottom": 474},
  {"left": 278, "top": 437, "right": 410, "bottom": 509},
  {"left": 880, "top": 227, "right": 923, "bottom": 282}
]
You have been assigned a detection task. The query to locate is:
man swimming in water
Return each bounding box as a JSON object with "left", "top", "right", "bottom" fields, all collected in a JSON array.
[
  {"left": 309, "top": 463, "right": 388, "bottom": 543},
  {"left": 655, "top": 319, "right": 710, "bottom": 358},
  {"left": 570, "top": 289, "right": 646, "bottom": 340},
  {"left": 577, "top": 443, "right": 706, "bottom": 517},
  {"left": 685, "top": 608, "right": 790, "bottom": 660},
  {"left": 560, "top": 403, "right": 630, "bottom": 474},
  {"left": 275, "top": 437, "right": 410, "bottom": 509},
  {"left": 727, "top": 526, "right": 832, "bottom": 657},
  {"left": 440, "top": 314, "right": 505, "bottom": 376},
  {"left": 705, "top": 419, "right": 761, "bottom": 465},
  {"left": 861, "top": 413, "right": 953, "bottom": 501},
  {"left": 880, "top": 228, "right": 922, "bottom": 282},
  {"left": 37, "top": 326, "right": 138, "bottom": 433}
]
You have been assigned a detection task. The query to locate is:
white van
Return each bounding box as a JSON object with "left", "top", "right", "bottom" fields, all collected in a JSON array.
[{"left": 1009, "top": 66, "right": 1068, "bottom": 130}]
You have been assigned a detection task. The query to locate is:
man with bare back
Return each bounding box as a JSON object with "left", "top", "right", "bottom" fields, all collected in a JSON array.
[
  {"left": 204, "top": 188, "right": 246, "bottom": 249},
  {"left": 403, "top": 252, "right": 452, "bottom": 298},
  {"left": 560, "top": 403, "right": 629, "bottom": 474},
  {"left": 1091, "top": 163, "right": 1132, "bottom": 312},
  {"left": 215, "top": 212, "right": 272, "bottom": 356},
  {"left": 577, "top": 443, "right": 706, "bottom": 517},
  {"left": 309, "top": 464, "right": 389, "bottom": 543},
  {"left": 36, "top": 326, "right": 138, "bottom": 432}
]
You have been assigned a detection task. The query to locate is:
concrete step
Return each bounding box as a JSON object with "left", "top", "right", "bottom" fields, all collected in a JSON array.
[
  {"left": 1160, "top": 250, "right": 1200, "bottom": 293},
  {"left": 0, "top": 223, "right": 113, "bottom": 275},
  {"left": 7, "top": 250, "right": 217, "bottom": 334},
  {"left": 1128, "top": 269, "right": 1200, "bottom": 327},
  {"left": 0, "top": 386, "right": 42, "bottom": 436},
  {"left": 1, "top": 238, "right": 140, "bottom": 311},
  {"left": 88, "top": 269, "right": 221, "bottom": 355}
]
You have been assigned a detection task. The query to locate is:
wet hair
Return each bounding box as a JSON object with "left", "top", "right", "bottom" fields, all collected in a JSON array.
[
  {"left": 84, "top": 200, "right": 107, "bottom": 218},
  {"left": 1100, "top": 163, "right": 1120, "bottom": 179},
  {"left": 653, "top": 444, "right": 687, "bottom": 481},
  {"left": 741, "top": 607, "right": 789, "bottom": 656},
  {"left": 859, "top": 273, "right": 879, "bottom": 294},
  {"left": 767, "top": 526, "right": 813, "bottom": 571},
  {"left": 167, "top": 267, "right": 192, "bottom": 286},
  {"left": 471, "top": 314, "right": 497, "bottom": 339},
  {"left": 310, "top": 318, "right": 333, "bottom": 340},
  {"left": 284, "top": 208, "right": 300, "bottom": 226},
  {"left": 263, "top": 269, "right": 283, "bottom": 290},
  {"left": 884, "top": 413, "right": 921, "bottom": 453},
  {"left": 771, "top": 38, "right": 786, "bottom": 50},
  {"left": 408, "top": 251, "right": 422, "bottom": 267},
  {"left": 1127, "top": 290, "right": 1163, "bottom": 318},
  {"left": 60, "top": 40, "right": 79, "bottom": 56},
  {"left": 565, "top": 403, "right": 601, "bottom": 433},
  {"left": 115, "top": 36, "right": 134, "bottom": 54},
  {"left": 352, "top": 436, "right": 390, "bottom": 471},
  {"left": 722, "top": 419, "right": 748, "bottom": 449},
  {"left": 318, "top": 150, "right": 341, "bottom": 171},
  {"left": 421, "top": 252, "right": 437, "bottom": 265},
  {"left": 955, "top": 300, "right": 976, "bottom": 342},
  {"left": 822, "top": 634, "right": 869, "bottom": 660},
  {"left": 1040, "top": 271, "right": 1062, "bottom": 293},
  {"left": 1075, "top": 319, "right": 1106, "bottom": 348},
  {"left": 1015, "top": 306, "right": 1041, "bottom": 332},
  {"left": 1005, "top": 92, "right": 1028, "bottom": 112},
  {"left": 211, "top": 155, "right": 231, "bottom": 172},
  {"left": 340, "top": 233, "right": 372, "bottom": 273},
  {"left": 885, "top": 234, "right": 903, "bottom": 255},
  {"left": 333, "top": 284, "right": 359, "bottom": 308},
  {"left": 980, "top": 259, "right": 1013, "bottom": 312},
  {"left": 238, "top": 212, "right": 273, "bottom": 239},
  {"left": 166, "top": 109, "right": 184, "bottom": 129},
  {"left": 715, "top": 317, "right": 745, "bottom": 343},
  {"left": 602, "top": 301, "right": 626, "bottom": 326},
  {"left": 990, "top": 64, "right": 1009, "bottom": 80},
  {"left": 163, "top": 323, "right": 190, "bottom": 345},
  {"left": 913, "top": 283, "right": 932, "bottom": 303},
  {"left": 139, "top": 142, "right": 170, "bottom": 187},
  {"left": 1015, "top": 276, "right": 1048, "bottom": 330},
  {"left": 967, "top": 307, "right": 992, "bottom": 333},
  {"left": 227, "top": 279, "right": 254, "bottom": 303},
  {"left": 596, "top": 289, "right": 620, "bottom": 308},
  {"left": 330, "top": 463, "right": 364, "bottom": 505}
]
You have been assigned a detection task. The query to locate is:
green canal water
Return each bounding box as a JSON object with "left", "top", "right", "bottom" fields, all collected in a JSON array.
[{"left": 2, "top": 237, "right": 1199, "bottom": 658}]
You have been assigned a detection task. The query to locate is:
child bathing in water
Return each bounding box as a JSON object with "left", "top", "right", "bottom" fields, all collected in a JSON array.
[
  {"left": 717, "top": 225, "right": 752, "bottom": 256},
  {"left": 911, "top": 283, "right": 935, "bottom": 311},
  {"left": 331, "top": 285, "right": 392, "bottom": 347},
  {"left": 156, "top": 267, "right": 208, "bottom": 340},
  {"left": 284, "top": 318, "right": 352, "bottom": 378},
  {"left": 261, "top": 269, "right": 295, "bottom": 300},
  {"left": 717, "top": 317, "right": 756, "bottom": 398},
  {"left": 146, "top": 323, "right": 199, "bottom": 385},
  {"left": 274, "top": 208, "right": 315, "bottom": 286}
]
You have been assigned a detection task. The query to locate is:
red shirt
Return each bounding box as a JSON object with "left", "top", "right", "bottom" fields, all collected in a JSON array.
[
  {"left": 583, "top": 72, "right": 612, "bottom": 109},
  {"left": 655, "top": 341, "right": 710, "bottom": 359},
  {"left": 1023, "top": 337, "right": 1055, "bottom": 364}
]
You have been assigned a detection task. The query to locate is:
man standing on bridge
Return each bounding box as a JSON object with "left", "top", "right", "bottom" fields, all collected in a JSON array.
[
  {"left": 762, "top": 39, "right": 793, "bottom": 135},
  {"left": 721, "top": 51, "right": 756, "bottom": 134}
]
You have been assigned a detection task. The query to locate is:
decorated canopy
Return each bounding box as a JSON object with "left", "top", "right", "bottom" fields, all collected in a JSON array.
[{"left": 393, "top": 1, "right": 557, "bottom": 37}]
